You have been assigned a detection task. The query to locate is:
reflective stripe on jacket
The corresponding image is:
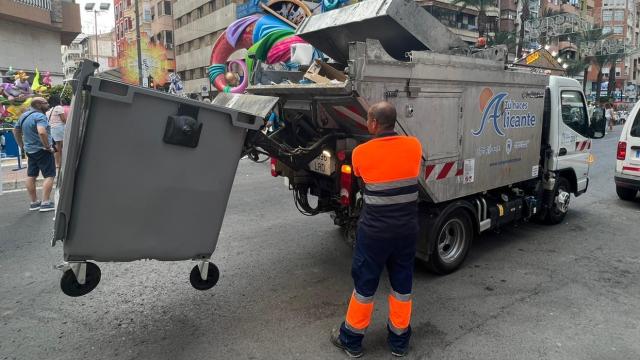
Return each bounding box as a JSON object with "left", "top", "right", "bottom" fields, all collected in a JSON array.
[{"left": 352, "top": 132, "right": 423, "bottom": 233}]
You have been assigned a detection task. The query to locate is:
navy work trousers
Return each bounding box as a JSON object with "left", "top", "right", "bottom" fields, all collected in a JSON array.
[{"left": 339, "top": 224, "right": 418, "bottom": 352}]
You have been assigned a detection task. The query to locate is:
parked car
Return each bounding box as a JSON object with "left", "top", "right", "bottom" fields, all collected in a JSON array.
[{"left": 615, "top": 104, "right": 640, "bottom": 200}]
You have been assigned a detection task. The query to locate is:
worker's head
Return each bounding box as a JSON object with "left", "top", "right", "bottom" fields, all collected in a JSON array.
[
  {"left": 30, "top": 97, "right": 49, "bottom": 112},
  {"left": 367, "top": 101, "right": 396, "bottom": 135}
]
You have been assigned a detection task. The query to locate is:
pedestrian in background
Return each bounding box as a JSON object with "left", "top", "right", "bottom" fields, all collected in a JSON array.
[
  {"left": 12, "top": 97, "right": 56, "bottom": 212},
  {"left": 331, "top": 101, "right": 422, "bottom": 358},
  {"left": 605, "top": 103, "right": 614, "bottom": 132},
  {"left": 46, "top": 94, "right": 66, "bottom": 170}
]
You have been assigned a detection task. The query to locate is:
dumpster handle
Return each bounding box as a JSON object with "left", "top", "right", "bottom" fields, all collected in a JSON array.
[{"left": 88, "top": 77, "right": 136, "bottom": 104}]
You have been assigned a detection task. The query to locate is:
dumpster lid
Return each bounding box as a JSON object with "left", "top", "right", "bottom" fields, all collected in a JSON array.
[
  {"left": 212, "top": 93, "right": 279, "bottom": 119},
  {"left": 296, "top": 0, "right": 468, "bottom": 64}
]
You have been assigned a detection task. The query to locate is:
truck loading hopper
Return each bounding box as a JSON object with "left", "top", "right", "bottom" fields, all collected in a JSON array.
[{"left": 296, "top": 0, "right": 468, "bottom": 64}]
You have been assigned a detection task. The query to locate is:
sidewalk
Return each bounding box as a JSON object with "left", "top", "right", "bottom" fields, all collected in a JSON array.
[{"left": 1, "top": 157, "right": 45, "bottom": 191}]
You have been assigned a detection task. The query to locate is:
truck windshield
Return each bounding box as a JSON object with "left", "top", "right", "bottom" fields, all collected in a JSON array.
[
  {"left": 631, "top": 111, "right": 640, "bottom": 137},
  {"left": 561, "top": 91, "right": 589, "bottom": 137}
]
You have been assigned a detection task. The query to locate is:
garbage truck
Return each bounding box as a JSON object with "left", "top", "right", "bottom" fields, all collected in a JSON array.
[{"left": 53, "top": 0, "right": 605, "bottom": 296}]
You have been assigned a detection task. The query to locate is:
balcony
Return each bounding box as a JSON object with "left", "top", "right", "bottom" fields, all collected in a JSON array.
[
  {"left": 12, "top": 0, "right": 51, "bottom": 10},
  {"left": 0, "top": 0, "right": 81, "bottom": 45}
]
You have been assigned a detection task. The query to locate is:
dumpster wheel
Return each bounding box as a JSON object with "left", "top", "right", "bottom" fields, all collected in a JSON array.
[
  {"left": 60, "top": 262, "right": 101, "bottom": 297},
  {"left": 189, "top": 261, "right": 220, "bottom": 290}
]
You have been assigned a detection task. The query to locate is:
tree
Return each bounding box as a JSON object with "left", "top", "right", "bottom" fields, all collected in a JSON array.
[
  {"left": 516, "top": 0, "right": 530, "bottom": 57},
  {"left": 489, "top": 31, "right": 516, "bottom": 53},
  {"left": 47, "top": 85, "right": 73, "bottom": 105},
  {"left": 575, "top": 28, "right": 613, "bottom": 96},
  {"left": 451, "top": 0, "right": 496, "bottom": 37},
  {"left": 606, "top": 50, "right": 624, "bottom": 99},
  {"left": 564, "top": 58, "right": 587, "bottom": 78}
]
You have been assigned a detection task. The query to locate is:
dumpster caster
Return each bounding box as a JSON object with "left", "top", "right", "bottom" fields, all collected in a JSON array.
[
  {"left": 189, "top": 261, "right": 219, "bottom": 290},
  {"left": 60, "top": 262, "right": 101, "bottom": 297}
]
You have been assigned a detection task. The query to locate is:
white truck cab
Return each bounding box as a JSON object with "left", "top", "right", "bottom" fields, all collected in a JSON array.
[{"left": 548, "top": 76, "right": 599, "bottom": 198}]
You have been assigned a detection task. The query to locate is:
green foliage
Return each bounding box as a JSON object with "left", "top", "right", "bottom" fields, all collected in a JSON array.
[
  {"left": 489, "top": 31, "right": 517, "bottom": 53},
  {"left": 47, "top": 84, "right": 73, "bottom": 105},
  {"left": 563, "top": 58, "right": 587, "bottom": 77}
]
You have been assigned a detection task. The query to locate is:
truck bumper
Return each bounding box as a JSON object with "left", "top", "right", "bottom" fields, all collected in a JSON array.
[{"left": 615, "top": 174, "right": 640, "bottom": 191}]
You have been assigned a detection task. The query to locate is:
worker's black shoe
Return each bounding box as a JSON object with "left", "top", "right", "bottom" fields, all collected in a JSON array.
[{"left": 330, "top": 327, "right": 363, "bottom": 358}]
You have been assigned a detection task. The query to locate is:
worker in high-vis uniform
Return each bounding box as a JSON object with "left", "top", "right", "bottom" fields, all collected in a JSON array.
[{"left": 331, "top": 101, "right": 422, "bottom": 358}]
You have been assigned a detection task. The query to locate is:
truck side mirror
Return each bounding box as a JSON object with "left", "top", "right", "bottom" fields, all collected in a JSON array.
[{"left": 589, "top": 119, "right": 606, "bottom": 139}]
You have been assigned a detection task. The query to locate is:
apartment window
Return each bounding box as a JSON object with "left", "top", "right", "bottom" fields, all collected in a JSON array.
[
  {"left": 165, "top": 30, "right": 173, "bottom": 46},
  {"left": 614, "top": 10, "right": 624, "bottom": 21},
  {"left": 157, "top": 0, "right": 172, "bottom": 16},
  {"left": 194, "top": 67, "right": 203, "bottom": 79},
  {"left": 614, "top": 25, "right": 624, "bottom": 34},
  {"left": 603, "top": 26, "right": 612, "bottom": 34},
  {"left": 192, "top": 38, "right": 201, "bottom": 50},
  {"left": 209, "top": 1, "right": 216, "bottom": 12},
  {"left": 175, "top": 18, "right": 181, "bottom": 28},
  {"left": 151, "top": 6, "right": 156, "bottom": 20},
  {"left": 224, "top": 0, "right": 231, "bottom": 5},
  {"left": 602, "top": 10, "right": 612, "bottom": 21},
  {"left": 197, "top": 7, "right": 203, "bottom": 18}
]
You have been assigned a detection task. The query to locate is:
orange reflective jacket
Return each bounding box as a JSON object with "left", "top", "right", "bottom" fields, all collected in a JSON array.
[{"left": 352, "top": 132, "right": 423, "bottom": 233}]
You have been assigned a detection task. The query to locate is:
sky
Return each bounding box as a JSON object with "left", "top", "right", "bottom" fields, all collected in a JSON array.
[{"left": 75, "top": 0, "right": 116, "bottom": 35}]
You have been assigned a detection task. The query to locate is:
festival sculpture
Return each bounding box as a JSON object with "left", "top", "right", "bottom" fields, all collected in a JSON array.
[
  {"left": 0, "top": 68, "right": 53, "bottom": 125},
  {"left": 207, "top": 0, "right": 326, "bottom": 94}
]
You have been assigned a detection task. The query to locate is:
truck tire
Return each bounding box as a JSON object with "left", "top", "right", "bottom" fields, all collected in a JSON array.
[
  {"left": 543, "top": 177, "right": 571, "bottom": 225},
  {"left": 426, "top": 209, "right": 473, "bottom": 275},
  {"left": 616, "top": 186, "right": 638, "bottom": 201}
]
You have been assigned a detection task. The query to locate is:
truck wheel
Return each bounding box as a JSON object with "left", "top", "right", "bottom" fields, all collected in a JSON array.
[
  {"left": 616, "top": 186, "right": 637, "bottom": 201},
  {"left": 543, "top": 177, "right": 571, "bottom": 225},
  {"left": 426, "top": 209, "right": 473, "bottom": 275}
]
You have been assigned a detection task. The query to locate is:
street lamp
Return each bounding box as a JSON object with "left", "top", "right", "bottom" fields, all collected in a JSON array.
[{"left": 85, "top": 2, "right": 111, "bottom": 68}]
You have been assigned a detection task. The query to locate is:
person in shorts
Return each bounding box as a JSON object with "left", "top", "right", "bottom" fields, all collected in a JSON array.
[
  {"left": 12, "top": 97, "right": 56, "bottom": 212},
  {"left": 46, "top": 94, "right": 67, "bottom": 169}
]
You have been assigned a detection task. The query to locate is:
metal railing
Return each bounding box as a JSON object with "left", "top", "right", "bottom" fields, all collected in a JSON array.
[{"left": 13, "top": 0, "right": 52, "bottom": 10}]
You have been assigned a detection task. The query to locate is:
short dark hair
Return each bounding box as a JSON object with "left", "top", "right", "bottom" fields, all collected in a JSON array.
[
  {"left": 369, "top": 101, "right": 396, "bottom": 130},
  {"left": 48, "top": 94, "right": 61, "bottom": 107}
]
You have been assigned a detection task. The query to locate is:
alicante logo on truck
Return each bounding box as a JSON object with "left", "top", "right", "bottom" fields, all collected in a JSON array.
[{"left": 472, "top": 88, "right": 537, "bottom": 137}]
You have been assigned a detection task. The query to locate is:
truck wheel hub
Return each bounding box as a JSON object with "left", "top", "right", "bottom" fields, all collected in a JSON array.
[{"left": 555, "top": 190, "right": 570, "bottom": 213}]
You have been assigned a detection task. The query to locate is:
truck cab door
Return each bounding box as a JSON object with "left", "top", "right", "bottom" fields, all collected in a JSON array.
[{"left": 553, "top": 88, "right": 592, "bottom": 193}]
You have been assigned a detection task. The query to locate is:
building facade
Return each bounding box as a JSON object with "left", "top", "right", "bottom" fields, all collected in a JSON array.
[
  {"left": 83, "top": 31, "right": 118, "bottom": 71},
  {"left": 113, "top": 0, "right": 176, "bottom": 85},
  {"left": 0, "top": 0, "right": 81, "bottom": 84},
  {"left": 417, "top": 0, "right": 500, "bottom": 44},
  {"left": 173, "top": 0, "right": 237, "bottom": 95},
  {"left": 584, "top": 0, "right": 638, "bottom": 102},
  {"left": 61, "top": 34, "right": 86, "bottom": 79}
]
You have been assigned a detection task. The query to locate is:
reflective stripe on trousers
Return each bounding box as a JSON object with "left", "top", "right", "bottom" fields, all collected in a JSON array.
[
  {"left": 345, "top": 290, "right": 374, "bottom": 334},
  {"left": 388, "top": 290, "right": 412, "bottom": 335}
]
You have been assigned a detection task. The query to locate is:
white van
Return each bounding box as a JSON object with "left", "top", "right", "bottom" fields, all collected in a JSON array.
[{"left": 615, "top": 102, "right": 640, "bottom": 200}]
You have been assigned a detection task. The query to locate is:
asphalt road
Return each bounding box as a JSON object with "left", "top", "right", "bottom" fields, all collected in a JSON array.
[{"left": 1, "top": 126, "right": 639, "bottom": 360}]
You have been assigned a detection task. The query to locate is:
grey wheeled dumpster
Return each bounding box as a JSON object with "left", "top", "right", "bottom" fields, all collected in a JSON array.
[{"left": 52, "top": 60, "right": 277, "bottom": 296}]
